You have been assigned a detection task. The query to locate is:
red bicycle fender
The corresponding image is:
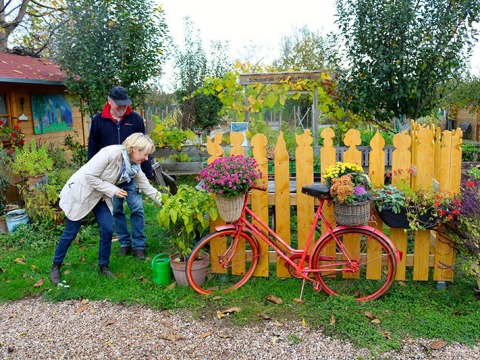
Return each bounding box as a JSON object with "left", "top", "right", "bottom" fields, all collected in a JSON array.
[{"left": 215, "top": 224, "right": 236, "bottom": 231}]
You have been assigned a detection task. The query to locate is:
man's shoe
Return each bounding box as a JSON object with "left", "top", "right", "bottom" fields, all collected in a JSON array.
[
  {"left": 117, "top": 246, "right": 132, "bottom": 256},
  {"left": 50, "top": 263, "right": 62, "bottom": 284},
  {"left": 99, "top": 266, "right": 116, "bottom": 278},
  {"left": 133, "top": 249, "right": 146, "bottom": 260}
]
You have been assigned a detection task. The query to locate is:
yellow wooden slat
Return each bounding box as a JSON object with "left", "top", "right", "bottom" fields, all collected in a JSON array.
[
  {"left": 274, "top": 132, "right": 291, "bottom": 277},
  {"left": 252, "top": 133, "right": 269, "bottom": 277}
]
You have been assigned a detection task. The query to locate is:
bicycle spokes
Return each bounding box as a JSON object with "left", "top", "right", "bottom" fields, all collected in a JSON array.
[{"left": 311, "top": 228, "right": 397, "bottom": 301}]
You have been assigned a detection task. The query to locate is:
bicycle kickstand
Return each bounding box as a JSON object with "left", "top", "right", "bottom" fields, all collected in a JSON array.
[{"left": 299, "top": 278, "right": 307, "bottom": 301}]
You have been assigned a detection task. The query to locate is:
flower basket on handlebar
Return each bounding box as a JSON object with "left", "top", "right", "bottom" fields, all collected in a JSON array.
[
  {"left": 334, "top": 200, "right": 370, "bottom": 226},
  {"left": 215, "top": 194, "right": 244, "bottom": 222}
]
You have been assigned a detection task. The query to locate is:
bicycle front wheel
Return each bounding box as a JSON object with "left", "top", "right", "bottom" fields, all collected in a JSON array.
[
  {"left": 311, "top": 228, "right": 397, "bottom": 301},
  {"left": 186, "top": 229, "right": 260, "bottom": 295}
]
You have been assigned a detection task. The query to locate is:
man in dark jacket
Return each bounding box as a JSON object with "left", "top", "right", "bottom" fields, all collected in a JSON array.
[{"left": 87, "top": 86, "right": 152, "bottom": 260}]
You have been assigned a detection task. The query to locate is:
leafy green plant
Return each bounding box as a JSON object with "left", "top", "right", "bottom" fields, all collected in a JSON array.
[
  {"left": 461, "top": 143, "right": 479, "bottom": 162},
  {"left": 150, "top": 116, "right": 195, "bottom": 150},
  {"left": 372, "top": 184, "right": 406, "bottom": 214},
  {"left": 157, "top": 184, "right": 218, "bottom": 260},
  {"left": 64, "top": 134, "right": 88, "bottom": 167},
  {"left": 9, "top": 140, "right": 54, "bottom": 178}
]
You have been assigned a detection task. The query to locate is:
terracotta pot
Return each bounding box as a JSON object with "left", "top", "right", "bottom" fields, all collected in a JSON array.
[{"left": 169, "top": 252, "right": 209, "bottom": 286}]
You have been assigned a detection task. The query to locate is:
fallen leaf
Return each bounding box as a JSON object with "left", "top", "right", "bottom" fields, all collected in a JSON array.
[
  {"left": 103, "top": 319, "right": 117, "bottom": 327},
  {"left": 79, "top": 256, "right": 85, "bottom": 263},
  {"left": 365, "top": 311, "right": 376, "bottom": 320},
  {"left": 138, "top": 276, "right": 148, "bottom": 283},
  {"left": 381, "top": 331, "right": 391, "bottom": 339},
  {"left": 81, "top": 299, "right": 89, "bottom": 305},
  {"left": 213, "top": 296, "right": 222, "bottom": 300},
  {"left": 293, "top": 298, "right": 304, "bottom": 304},
  {"left": 79, "top": 246, "right": 86, "bottom": 250},
  {"left": 216, "top": 310, "right": 225, "bottom": 319},
  {"left": 273, "top": 321, "right": 284, "bottom": 327},
  {"left": 302, "top": 318, "right": 307, "bottom": 326},
  {"left": 161, "top": 310, "right": 172, "bottom": 317},
  {"left": 0, "top": 267, "right": 5, "bottom": 273},
  {"left": 429, "top": 340, "right": 448, "bottom": 350},
  {"left": 63, "top": 269, "right": 71, "bottom": 275},
  {"left": 30, "top": 265, "right": 39, "bottom": 272},
  {"left": 75, "top": 305, "right": 88, "bottom": 313},
  {"left": 199, "top": 330, "right": 214, "bottom": 339},
  {"left": 330, "top": 313, "right": 336, "bottom": 325},
  {"left": 257, "top": 313, "right": 271, "bottom": 320},
  {"left": 10, "top": 313, "right": 17, "bottom": 318},
  {"left": 14, "top": 258, "right": 26, "bottom": 265},
  {"left": 218, "top": 333, "right": 230, "bottom": 338},
  {"left": 220, "top": 307, "right": 242, "bottom": 314},
  {"left": 266, "top": 295, "right": 283, "bottom": 304},
  {"left": 371, "top": 318, "right": 381, "bottom": 324},
  {"left": 33, "top": 278, "right": 44, "bottom": 287},
  {"left": 106, "top": 339, "right": 113, "bottom": 345},
  {"left": 160, "top": 334, "right": 185, "bottom": 341},
  {"left": 272, "top": 335, "right": 279, "bottom": 344},
  {"left": 165, "top": 283, "right": 176, "bottom": 291}
]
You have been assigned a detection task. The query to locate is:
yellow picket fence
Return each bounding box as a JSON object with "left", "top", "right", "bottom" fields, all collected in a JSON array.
[{"left": 205, "top": 122, "right": 463, "bottom": 282}]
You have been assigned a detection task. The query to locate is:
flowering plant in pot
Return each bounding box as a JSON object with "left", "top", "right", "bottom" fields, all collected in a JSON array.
[
  {"left": 372, "top": 183, "right": 457, "bottom": 231},
  {"left": 323, "top": 162, "right": 371, "bottom": 226},
  {"left": 197, "top": 155, "right": 263, "bottom": 222}
]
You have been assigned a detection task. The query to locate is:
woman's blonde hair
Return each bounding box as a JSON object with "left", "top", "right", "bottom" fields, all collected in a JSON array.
[{"left": 123, "top": 133, "right": 156, "bottom": 154}]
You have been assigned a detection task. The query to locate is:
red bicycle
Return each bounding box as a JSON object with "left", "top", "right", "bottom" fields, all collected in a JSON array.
[{"left": 186, "top": 184, "right": 402, "bottom": 301}]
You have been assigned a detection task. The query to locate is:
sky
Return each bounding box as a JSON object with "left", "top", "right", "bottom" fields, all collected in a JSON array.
[{"left": 158, "top": 0, "right": 480, "bottom": 90}]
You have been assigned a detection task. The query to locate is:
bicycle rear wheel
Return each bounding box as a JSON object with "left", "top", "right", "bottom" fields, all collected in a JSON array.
[
  {"left": 311, "top": 228, "right": 397, "bottom": 301},
  {"left": 186, "top": 229, "right": 260, "bottom": 295}
]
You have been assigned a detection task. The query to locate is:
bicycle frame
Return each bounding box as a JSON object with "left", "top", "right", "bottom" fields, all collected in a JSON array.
[{"left": 215, "top": 186, "right": 401, "bottom": 287}]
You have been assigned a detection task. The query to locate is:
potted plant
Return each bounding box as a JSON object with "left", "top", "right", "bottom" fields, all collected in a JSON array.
[
  {"left": 9, "top": 140, "right": 54, "bottom": 188},
  {"left": 323, "top": 162, "right": 371, "bottom": 226},
  {"left": 197, "top": 155, "right": 263, "bottom": 222},
  {"left": 372, "top": 183, "right": 456, "bottom": 231},
  {"left": 157, "top": 184, "right": 219, "bottom": 285}
]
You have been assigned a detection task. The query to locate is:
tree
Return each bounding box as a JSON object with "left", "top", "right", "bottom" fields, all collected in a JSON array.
[
  {"left": 335, "top": 0, "right": 480, "bottom": 127},
  {"left": 52, "top": 0, "right": 169, "bottom": 116},
  {"left": 272, "top": 26, "right": 341, "bottom": 128},
  {"left": 173, "top": 17, "right": 231, "bottom": 130},
  {"left": 272, "top": 25, "right": 338, "bottom": 73},
  {"left": 443, "top": 73, "right": 480, "bottom": 114},
  {"left": 0, "top": 0, "right": 65, "bottom": 56}
]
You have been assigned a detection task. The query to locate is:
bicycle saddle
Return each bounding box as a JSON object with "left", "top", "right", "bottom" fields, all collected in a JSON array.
[{"left": 301, "top": 184, "right": 331, "bottom": 199}]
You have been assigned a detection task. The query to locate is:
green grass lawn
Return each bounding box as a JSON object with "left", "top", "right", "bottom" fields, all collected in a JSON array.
[{"left": 1, "top": 190, "right": 479, "bottom": 354}]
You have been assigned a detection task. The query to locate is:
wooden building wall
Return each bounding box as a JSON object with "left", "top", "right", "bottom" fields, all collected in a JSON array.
[{"left": 1, "top": 83, "right": 87, "bottom": 147}]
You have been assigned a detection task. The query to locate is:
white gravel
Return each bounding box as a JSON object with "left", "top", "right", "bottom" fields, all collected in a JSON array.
[{"left": 0, "top": 298, "right": 478, "bottom": 359}]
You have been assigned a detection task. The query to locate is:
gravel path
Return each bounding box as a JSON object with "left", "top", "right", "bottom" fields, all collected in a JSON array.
[{"left": 0, "top": 298, "right": 478, "bottom": 359}]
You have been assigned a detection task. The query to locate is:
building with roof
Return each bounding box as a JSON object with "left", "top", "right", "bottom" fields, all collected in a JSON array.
[{"left": 0, "top": 52, "right": 87, "bottom": 147}]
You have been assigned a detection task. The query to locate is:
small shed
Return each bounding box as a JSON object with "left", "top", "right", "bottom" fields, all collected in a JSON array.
[{"left": 0, "top": 53, "right": 87, "bottom": 147}]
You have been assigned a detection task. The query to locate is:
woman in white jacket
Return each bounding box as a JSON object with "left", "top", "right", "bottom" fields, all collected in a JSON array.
[{"left": 50, "top": 133, "right": 162, "bottom": 284}]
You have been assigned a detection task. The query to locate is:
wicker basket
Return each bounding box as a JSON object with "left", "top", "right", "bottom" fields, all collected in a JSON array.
[
  {"left": 334, "top": 200, "right": 370, "bottom": 226},
  {"left": 215, "top": 194, "right": 245, "bottom": 222}
]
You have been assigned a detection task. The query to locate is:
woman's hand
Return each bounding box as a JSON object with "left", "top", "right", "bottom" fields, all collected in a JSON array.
[{"left": 116, "top": 189, "right": 128, "bottom": 198}]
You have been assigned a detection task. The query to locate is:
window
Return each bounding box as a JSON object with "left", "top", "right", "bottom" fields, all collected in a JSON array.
[{"left": 0, "top": 94, "right": 9, "bottom": 128}]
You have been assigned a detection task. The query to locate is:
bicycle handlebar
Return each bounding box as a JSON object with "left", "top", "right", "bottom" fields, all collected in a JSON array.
[{"left": 251, "top": 184, "right": 267, "bottom": 192}]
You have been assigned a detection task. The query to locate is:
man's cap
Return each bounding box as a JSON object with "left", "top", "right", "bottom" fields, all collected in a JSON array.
[{"left": 108, "top": 86, "right": 132, "bottom": 106}]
